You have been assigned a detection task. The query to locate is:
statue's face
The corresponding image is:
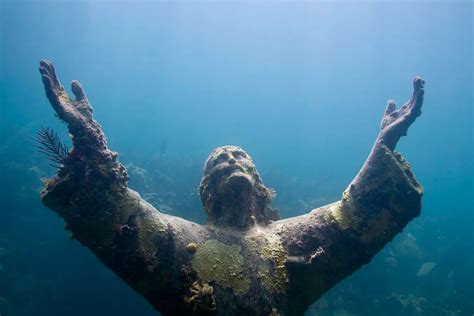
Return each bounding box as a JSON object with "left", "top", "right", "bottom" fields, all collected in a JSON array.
[
  {"left": 204, "top": 146, "right": 258, "bottom": 194},
  {"left": 199, "top": 146, "right": 274, "bottom": 228}
]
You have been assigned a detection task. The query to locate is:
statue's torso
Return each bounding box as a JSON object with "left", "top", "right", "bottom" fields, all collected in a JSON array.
[{"left": 174, "top": 223, "right": 291, "bottom": 316}]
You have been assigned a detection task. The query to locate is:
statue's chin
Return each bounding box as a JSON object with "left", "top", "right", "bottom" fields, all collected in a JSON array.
[{"left": 220, "top": 171, "right": 253, "bottom": 194}]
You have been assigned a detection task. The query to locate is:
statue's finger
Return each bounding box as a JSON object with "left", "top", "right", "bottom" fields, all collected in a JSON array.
[
  {"left": 40, "top": 73, "right": 53, "bottom": 91},
  {"left": 40, "top": 74, "right": 61, "bottom": 104},
  {"left": 71, "top": 80, "right": 87, "bottom": 101},
  {"left": 413, "top": 76, "right": 425, "bottom": 92},
  {"left": 47, "top": 61, "right": 59, "bottom": 85},
  {"left": 385, "top": 100, "right": 397, "bottom": 115},
  {"left": 40, "top": 60, "right": 62, "bottom": 90},
  {"left": 39, "top": 60, "right": 54, "bottom": 81},
  {"left": 39, "top": 60, "right": 50, "bottom": 72},
  {"left": 409, "top": 77, "right": 425, "bottom": 117},
  {"left": 39, "top": 67, "right": 55, "bottom": 90},
  {"left": 39, "top": 64, "right": 49, "bottom": 78},
  {"left": 41, "top": 73, "right": 70, "bottom": 118}
]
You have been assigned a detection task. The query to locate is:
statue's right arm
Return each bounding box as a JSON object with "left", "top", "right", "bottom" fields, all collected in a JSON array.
[
  {"left": 38, "top": 60, "right": 209, "bottom": 314},
  {"left": 269, "top": 77, "right": 425, "bottom": 315}
]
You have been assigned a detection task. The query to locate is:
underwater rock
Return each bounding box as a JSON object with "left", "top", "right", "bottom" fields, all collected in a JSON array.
[
  {"left": 393, "top": 232, "right": 424, "bottom": 260},
  {"left": 384, "top": 256, "right": 398, "bottom": 267},
  {"left": 389, "top": 292, "right": 429, "bottom": 314},
  {"left": 127, "top": 163, "right": 150, "bottom": 190},
  {"left": 416, "top": 262, "right": 437, "bottom": 277}
]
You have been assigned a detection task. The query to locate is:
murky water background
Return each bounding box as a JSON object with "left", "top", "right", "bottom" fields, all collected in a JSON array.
[{"left": 1, "top": 1, "right": 472, "bottom": 315}]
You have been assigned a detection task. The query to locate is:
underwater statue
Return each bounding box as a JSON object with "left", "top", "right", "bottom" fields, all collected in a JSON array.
[{"left": 38, "top": 60, "right": 425, "bottom": 316}]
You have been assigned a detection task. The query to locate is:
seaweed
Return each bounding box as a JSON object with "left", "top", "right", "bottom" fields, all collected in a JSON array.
[{"left": 33, "top": 127, "right": 69, "bottom": 168}]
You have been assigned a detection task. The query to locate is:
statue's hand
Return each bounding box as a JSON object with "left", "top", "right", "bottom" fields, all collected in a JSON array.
[
  {"left": 39, "top": 60, "right": 108, "bottom": 153},
  {"left": 39, "top": 59, "right": 94, "bottom": 130},
  {"left": 379, "top": 76, "right": 425, "bottom": 150}
]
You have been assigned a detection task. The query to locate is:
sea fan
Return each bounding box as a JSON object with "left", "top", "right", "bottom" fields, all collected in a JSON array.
[{"left": 34, "top": 127, "right": 70, "bottom": 168}]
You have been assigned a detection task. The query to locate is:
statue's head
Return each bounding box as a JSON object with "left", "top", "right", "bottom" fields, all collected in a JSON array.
[{"left": 199, "top": 146, "right": 279, "bottom": 229}]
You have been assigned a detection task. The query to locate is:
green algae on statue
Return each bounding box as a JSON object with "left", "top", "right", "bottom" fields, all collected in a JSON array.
[{"left": 38, "top": 59, "right": 425, "bottom": 316}]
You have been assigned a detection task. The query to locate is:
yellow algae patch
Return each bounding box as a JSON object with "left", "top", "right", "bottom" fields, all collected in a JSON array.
[
  {"left": 246, "top": 232, "right": 288, "bottom": 293},
  {"left": 58, "top": 90, "right": 71, "bottom": 103},
  {"left": 330, "top": 197, "right": 362, "bottom": 230},
  {"left": 262, "top": 234, "right": 288, "bottom": 293},
  {"left": 330, "top": 201, "right": 352, "bottom": 229},
  {"left": 257, "top": 264, "right": 273, "bottom": 292},
  {"left": 192, "top": 239, "right": 250, "bottom": 295}
]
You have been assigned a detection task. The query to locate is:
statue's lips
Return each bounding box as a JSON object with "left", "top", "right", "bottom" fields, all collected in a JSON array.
[
  {"left": 226, "top": 165, "right": 245, "bottom": 175},
  {"left": 226, "top": 170, "right": 248, "bottom": 180},
  {"left": 225, "top": 169, "right": 253, "bottom": 189},
  {"left": 211, "top": 164, "right": 246, "bottom": 178},
  {"left": 214, "top": 165, "right": 253, "bottom": 192}
]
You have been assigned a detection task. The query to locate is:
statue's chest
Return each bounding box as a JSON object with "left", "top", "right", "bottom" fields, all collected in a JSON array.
[
  {"left": 186, "top": 229, "right": 289, "bottom": 314},
  {"left": 242, "top": 230, "right": 289, "bottom": 295}
]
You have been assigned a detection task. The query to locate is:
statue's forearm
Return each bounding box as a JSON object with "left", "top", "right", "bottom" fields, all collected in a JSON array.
[
  {"left": 331, "top": 141, "right": 423, "bottom": 252},
  {"left": 331, "top": 77, "right": 424, "bottom": 252}
]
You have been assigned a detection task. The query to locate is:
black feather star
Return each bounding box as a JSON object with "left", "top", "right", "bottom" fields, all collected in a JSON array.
[{"left": 34, "top": 127, "right": 70, "bottom": 168}]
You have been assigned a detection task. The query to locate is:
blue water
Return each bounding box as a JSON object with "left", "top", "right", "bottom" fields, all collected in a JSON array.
[{"left": 1, "top": 1, "right": 472, "bottom": 315}]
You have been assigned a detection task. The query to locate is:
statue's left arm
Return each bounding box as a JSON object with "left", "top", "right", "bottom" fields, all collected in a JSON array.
[
  {"left": 270, "top": 77, "right": 425, "bottom": 315},
  {"left": 38, "top": 60, "right": 210, "bottom": 315}
]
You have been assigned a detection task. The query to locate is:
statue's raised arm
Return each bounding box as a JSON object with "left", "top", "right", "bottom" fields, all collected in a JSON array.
[
  {"left": 38, "top": 60, "right": 210, "bottom": 315},
  {"left": 270, "top": 77, "right": 425, "bottom": 315}
]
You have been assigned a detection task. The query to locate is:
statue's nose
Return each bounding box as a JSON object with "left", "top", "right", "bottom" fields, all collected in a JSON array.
[{"left": 229, "top": 158, "right": 236, "bottom": 164}]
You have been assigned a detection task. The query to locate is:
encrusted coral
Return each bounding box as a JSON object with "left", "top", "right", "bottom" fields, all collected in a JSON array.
[
  {"left": 184, "top": 280, "right": 217, "bottom": 314},
  {"left": 186, "top": 242, "right": 198, "bottom": 254}
]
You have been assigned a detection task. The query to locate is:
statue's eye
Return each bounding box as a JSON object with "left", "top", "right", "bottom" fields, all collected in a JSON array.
[
  {"left": 232, "top": 151, "right": 246, "bottom": 159},
  {"left": 216, "top": 153, "right": 228, "bottom": 163}
]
